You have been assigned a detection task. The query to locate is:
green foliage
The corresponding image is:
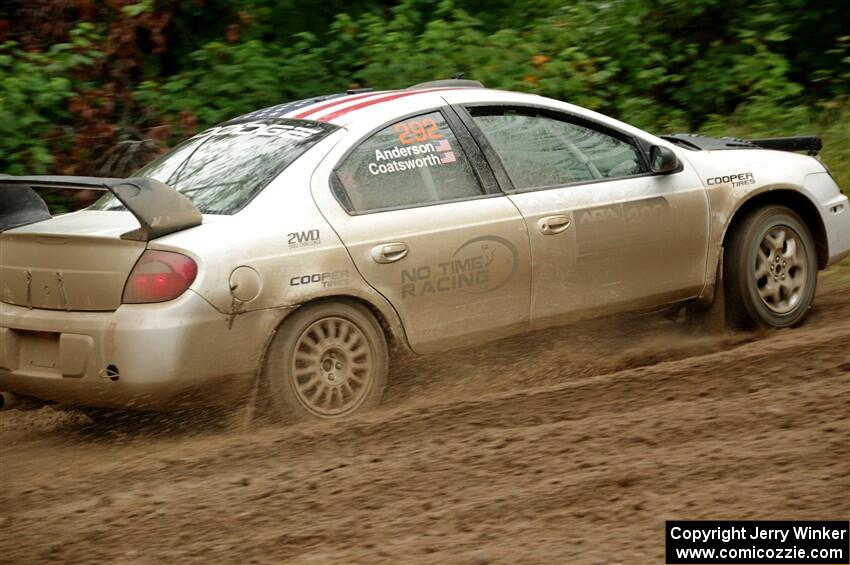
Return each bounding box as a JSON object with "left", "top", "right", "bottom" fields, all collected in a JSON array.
[
  {"left": 133, "top": 0, "right": 847, "bottom": 131},
  {"left": 120, "top": 0, "right": 155, "bottom": 18},
  {"left": 0, "top": 23, "right": 103, "bottom": 174},
  {"left": 1, "top": 0, "right": 848, "bottom": 187}
]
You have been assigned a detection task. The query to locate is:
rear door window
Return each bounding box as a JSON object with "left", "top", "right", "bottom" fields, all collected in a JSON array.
[
  {"left": 333, "top": 111, "right": 486, "bottom": 213},
  {"left": 469, "top": 108, "right": 647, "bottom": 191}
]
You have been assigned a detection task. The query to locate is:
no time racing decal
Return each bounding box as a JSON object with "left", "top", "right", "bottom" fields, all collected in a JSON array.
[{"left": 401, "top": 236, "right": 519, "bottom": 298}]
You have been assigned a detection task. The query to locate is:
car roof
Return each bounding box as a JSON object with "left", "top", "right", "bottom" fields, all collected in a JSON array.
[
  {"left": 229, "top": 80, "right": 542, "bottom": 128},
  {"left": 228, "top": 80, "right": 662, "bottom": 146}
]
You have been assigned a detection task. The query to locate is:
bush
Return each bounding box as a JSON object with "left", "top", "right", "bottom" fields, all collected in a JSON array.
[
  {"left": 0, "top": 0, "right": 847, "bottom": 187},
  {"left": 0, "top": 23, "right": 103, "bottom": 174}
]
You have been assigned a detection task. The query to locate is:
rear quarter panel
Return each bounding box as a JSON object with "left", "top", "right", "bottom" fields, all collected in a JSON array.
[{"left": 149, "top": 130, "right": 410, "bottom": 351}]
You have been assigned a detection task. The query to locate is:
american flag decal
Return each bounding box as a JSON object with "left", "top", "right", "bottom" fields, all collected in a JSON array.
[
  {"left": 224, "top": 87, "right": 465, "bottom": 125},
  {"left": 433, "top": 139, "right": 452, "bottom": 152},
  {"left": 440, "top": 151, "right": 456, "bottom": 164},
  {"left": 230, "top": 93, "right": 347, "bottom": 122}
]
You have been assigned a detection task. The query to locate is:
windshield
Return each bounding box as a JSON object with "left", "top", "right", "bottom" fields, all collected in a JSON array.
[{"left": 90, "top": 119, "right": 338, "bottom": 214}]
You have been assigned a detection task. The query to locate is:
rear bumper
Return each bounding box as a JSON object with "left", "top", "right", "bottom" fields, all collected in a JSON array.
[{"left": 0, "top": 292, "right": 285, "bottom": 410}]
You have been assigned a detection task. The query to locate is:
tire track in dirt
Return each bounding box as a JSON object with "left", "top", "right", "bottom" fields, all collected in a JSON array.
[{"left": 1, "top": 272, "right": 848, "bottom": 564}]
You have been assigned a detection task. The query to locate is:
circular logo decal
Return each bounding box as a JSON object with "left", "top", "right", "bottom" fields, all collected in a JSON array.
[{"left": 451, "top": 235, "right": 519, "bottom": 294}]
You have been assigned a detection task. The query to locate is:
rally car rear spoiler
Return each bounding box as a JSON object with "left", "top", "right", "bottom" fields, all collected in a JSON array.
[{"left": 0, "top": 175, "right": 202, "bottom": 241}]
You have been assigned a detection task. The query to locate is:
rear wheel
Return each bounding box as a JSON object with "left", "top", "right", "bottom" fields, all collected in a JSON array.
[
  {"left": 263, "top": 301, "right": 388, "bottom": 421},
  {"left": 724, "top": 205, "right": 817, "bottom": 328}
]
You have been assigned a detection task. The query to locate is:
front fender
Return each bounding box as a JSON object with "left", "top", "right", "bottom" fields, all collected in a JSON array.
[{"left": 679, "top": 149, "right": 845, "bottom": 300}]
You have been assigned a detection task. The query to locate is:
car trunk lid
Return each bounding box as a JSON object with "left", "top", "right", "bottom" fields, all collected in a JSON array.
[{"left": 0, "top": 211, "right": 147, "bottom": 311}]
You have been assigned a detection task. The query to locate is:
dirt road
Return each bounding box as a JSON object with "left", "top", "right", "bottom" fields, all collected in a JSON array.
[{"left": 2, "top": 268, "right": 848, "bottom": 564}]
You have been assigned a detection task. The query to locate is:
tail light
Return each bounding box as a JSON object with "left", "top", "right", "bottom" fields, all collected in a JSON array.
[{"left": 122, "top": 250, "right": 198, "bottom": 304}]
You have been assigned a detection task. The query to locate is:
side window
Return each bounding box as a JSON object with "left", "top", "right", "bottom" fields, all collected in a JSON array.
[
  {"left": 469, "top": 109, "right": 647, "bottom": 191},
  {"left": 333, "top": 111, "right": 485, "bottom": 213}
]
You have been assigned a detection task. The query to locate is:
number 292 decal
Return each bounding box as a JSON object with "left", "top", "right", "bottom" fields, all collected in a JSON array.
[{"left": 395, "top": 118, "right": 443, "bottom": 145}]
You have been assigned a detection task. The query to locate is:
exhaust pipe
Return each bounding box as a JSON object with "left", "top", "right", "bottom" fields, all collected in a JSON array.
[
  {"left": 0, "top": 391, "right": 47, "bottom": 411},
  {"left": 0, "top": 391, "right": 16, "bottom": 410}
]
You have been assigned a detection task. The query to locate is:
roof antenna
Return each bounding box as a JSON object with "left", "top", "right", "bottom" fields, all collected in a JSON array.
[{"left": 452, "top": 72, "right": 466, "bottom": 80}]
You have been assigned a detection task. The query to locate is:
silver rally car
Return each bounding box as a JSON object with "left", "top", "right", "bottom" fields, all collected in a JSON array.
[{"left": 1, "top": 79, "right": 848, "bottom": 419}]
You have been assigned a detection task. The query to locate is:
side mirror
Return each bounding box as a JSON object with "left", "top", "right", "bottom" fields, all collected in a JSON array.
[{"left": 649, "top": 145, "right": 680, "bottom": 174}]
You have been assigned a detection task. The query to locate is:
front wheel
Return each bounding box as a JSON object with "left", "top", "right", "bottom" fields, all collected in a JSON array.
[
  {"left": 724, "top": 205, "right": 817, "bottom": 328},
  {"left": 262, "top": 301, "right": 389, "bottom": 421}
]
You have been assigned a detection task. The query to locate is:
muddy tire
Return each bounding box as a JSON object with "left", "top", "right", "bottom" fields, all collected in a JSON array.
[
  {"left": 263, "top": 300, "right": 388, "bottom": 421},
  {"left": 724, "top": 205, "right": 817, "bottom": 328}
]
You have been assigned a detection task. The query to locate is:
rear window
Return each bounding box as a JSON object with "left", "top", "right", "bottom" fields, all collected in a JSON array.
[{"left": 90, "top": 119, "right": 338, "bottom": 215}]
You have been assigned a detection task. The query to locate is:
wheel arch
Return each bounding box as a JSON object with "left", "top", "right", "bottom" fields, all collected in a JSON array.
[
  {"left": 721, "top": 188, "right": 829, "bottom": 269},
  {"left": 263, "top": 292, "right": 412, "bottom": 361},
  {"left": 298, "top": 295, "right": 410, "bottom": 355}
]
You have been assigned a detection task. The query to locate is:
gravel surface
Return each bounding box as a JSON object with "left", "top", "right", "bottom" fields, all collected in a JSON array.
[{"left": 2, "top": 267, "right": 848, "bottom": 564}]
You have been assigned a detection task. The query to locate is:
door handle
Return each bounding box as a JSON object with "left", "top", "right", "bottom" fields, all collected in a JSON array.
[
  {"left": 371, "top": 242, "right": 409, "bottom": 264},
  {"left": 537, "top": 215, "right": 571, "bottom": 235}
]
